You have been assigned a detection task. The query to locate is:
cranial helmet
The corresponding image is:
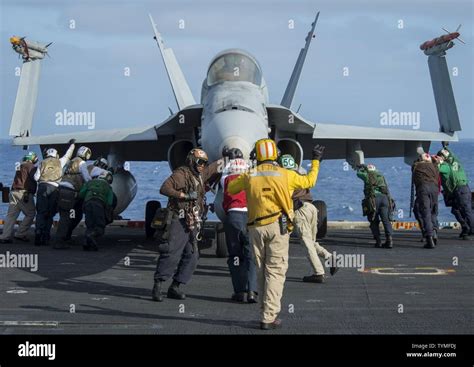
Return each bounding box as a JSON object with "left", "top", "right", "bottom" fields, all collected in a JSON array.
[
  {"left": 23, "top": 151, "right": 38, "bottom": 164},
  {"left": 228, "top": 148, "right": 243, "bottom": 160},
  {"left": 367, "top": 164, "right": 376, "bottom": 172},
  {"left": 254, "top": 138, "right": 278, "bottom": 162},
  {"left": 77, "top": 146, "right": 92, "bottom": 160},
  {"left": 278, "top": 154, "right": 297, "bottom": 170},
  {"left": 438, "top": 149, "right": 450, "bottom": 160},
  {"left": 44, "top": 148, "right": 58, "bottom": 159},
  {"left": 186, "top": 148, "right": 209, "bottom": 167},
  {"left": 94, "top": 157, "right": 109, "bottom": 170}
]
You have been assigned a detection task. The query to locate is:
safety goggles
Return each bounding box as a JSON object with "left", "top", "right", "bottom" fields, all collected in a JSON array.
[{"left": 196, "top": 158, "right": 208, "bottom": 166}]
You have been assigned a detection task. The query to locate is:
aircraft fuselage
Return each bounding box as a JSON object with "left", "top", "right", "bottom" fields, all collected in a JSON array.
[{"left": 199, "top": 49, "right": 270, "bottom": 160}]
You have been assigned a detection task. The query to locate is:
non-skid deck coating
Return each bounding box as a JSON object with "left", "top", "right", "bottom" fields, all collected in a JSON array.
[{"left": 0, "top": 228, "right": 472, "bottom": 334}]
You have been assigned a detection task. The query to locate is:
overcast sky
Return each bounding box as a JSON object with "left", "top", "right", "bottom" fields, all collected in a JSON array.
[{"left": 1, "top": 0, "right": 473, "bottom": 139}]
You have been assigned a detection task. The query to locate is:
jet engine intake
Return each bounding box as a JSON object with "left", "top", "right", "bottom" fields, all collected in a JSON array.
[
  {"left": 167, "top": 140, "right": 194, "bottom": 171},
  {"left": 277, "top": 138, "right": 304, "bottom": 168}
]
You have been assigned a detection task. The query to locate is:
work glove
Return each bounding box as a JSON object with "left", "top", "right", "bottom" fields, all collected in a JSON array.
[
  {"left": 442, "top": 141, "right": 449, "bottom": 148},
  {"left": 183, "top": 191, "right": 198, "bottom": 201},
  {"left": 312, "top": 144, "right": 325, "bottom": 161},
  {"left": 68, "top": 139, "right": 76, "bottom": 145}
]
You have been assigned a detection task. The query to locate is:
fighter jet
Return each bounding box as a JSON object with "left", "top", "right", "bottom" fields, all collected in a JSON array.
[{"left": 8, "top": 13, "right": 463, "bottom": 252}]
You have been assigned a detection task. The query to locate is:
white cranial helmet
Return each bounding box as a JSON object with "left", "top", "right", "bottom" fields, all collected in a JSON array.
[
  {"left": 45, "top": 148, "right": 58, "bottom": 159},
  {"left": 367, "top": 164, "right": 376, "bottom": 172},
  {"left": 77, "top": 146, "right": 92, "bottom": 160}
]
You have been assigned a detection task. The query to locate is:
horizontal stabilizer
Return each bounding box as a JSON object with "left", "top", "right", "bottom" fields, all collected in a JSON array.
[
  {"left": 9, "top": 60, "right": 42, "bottom": 137},
  {"left": 427, "top": 54, "right": 461, "bottom": 133}
]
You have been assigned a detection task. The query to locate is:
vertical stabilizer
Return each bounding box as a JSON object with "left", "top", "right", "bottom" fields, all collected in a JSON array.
[
  {"left": 281, "top": 12, "right": 319, "bottom": 109},
  {"left": 149, "top": 14, "right": 196, "bottom": 110}
]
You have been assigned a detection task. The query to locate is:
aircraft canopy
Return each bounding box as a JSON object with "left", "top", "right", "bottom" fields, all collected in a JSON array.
[{"left": 207, "top": 52, "right": 262, "bottom": 86}]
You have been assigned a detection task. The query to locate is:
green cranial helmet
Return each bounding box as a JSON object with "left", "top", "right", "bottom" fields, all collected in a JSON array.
[
  {"left": 23, "top": 151, "right": 38, "bottom": 164},
  {"left": 278, "top": 154, "right": 297, "bottom": 170}
]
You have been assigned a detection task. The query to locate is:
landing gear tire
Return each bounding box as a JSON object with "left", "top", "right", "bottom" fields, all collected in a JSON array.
[
  {"left": 313, "top": 200, "right": 327, "bottom": 239},
  {"left": 145, "top": 200, "right": 161, "bottom": 239},
  {"left": 215, "top": 223, "right": 228, "bottom": 258}
]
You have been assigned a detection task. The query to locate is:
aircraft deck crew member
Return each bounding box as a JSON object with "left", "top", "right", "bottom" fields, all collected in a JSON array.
[
  {"left": 0, "top": 152, "right": 38, "bottom": 244},
  {"left": 228, "top": 139, "right": 324, "bottom": 330},
  {"left": 437, "top": 145, "right": 473, "bottom": 240},
  {"left": 88, "top": 157, "right": 118, "bottom": 213},
  {"left": 412, "top": 196, "right": 426, "bottom": 242},
  {"left": 412, "top": 153, "right": 440, "bottom": 249},
  {"left": 34, "top": 140, "right": 76, "bottom": 246},
  {"left": 78, "top": 172, "right": 114, "bottom": 251},
  {"left": 55, "top": 146, "right": 93, "bottom": 249},
  {"left": 356, "top": 164, "right": 394, "bottom": 248},
  {"left": 88, "top": 157, "right": 110, "bottom": 178},
  {"left": 221, "top": 147, "right": 257, "bottom": 303},
  {"left": 152, "top": 148, "right": 222, "bottom": 302},
  {"left": 279, "top": 154, "right": 337, "bottom": 283}
]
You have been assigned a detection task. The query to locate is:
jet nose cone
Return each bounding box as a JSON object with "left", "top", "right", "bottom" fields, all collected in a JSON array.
[{"left": 219, "top": 136, "right": 252, "bottom": 160}]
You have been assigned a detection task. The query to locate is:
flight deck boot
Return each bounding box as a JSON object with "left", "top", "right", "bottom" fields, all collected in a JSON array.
[
  {"left": 433, "top": 230, "right": 438, "bottom": 245},
  {"left": 424, "top": 236, "right": 435, "bottom": 249},
  {"left": 167, "top": 280, "right": 186, "bottom": 300},
  {"left": 383, "top": 235, "right": 393, "bottom": 249},
  {"left": 374, "top": 236, "right": 382, "bottom": 248},
  {"left": 152, "top": 281, "right": 164, "bottom": 302},
  {"left": 459, "top": 230, "right": 471, "bottom": 241}
]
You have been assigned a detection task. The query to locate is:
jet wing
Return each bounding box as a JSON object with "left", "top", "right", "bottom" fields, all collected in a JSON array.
[
  {"left": 12, "top": 105, "right": 203, "bottom": 162},
  {"left": 13, "top": 125, "right": 158, "bottom": 145},
  {"left": 267, "top": 104, "right": 458, "bottom": 165}
]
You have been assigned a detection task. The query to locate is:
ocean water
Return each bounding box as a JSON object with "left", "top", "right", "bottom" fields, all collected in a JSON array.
[{"left": 0, "top": 140, "right": 473, "bottom": 222}]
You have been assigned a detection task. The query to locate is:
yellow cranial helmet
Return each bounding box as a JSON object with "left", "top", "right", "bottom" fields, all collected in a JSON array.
[{"left": 255, "top": 138, "right": 278, "bottom": 162}]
